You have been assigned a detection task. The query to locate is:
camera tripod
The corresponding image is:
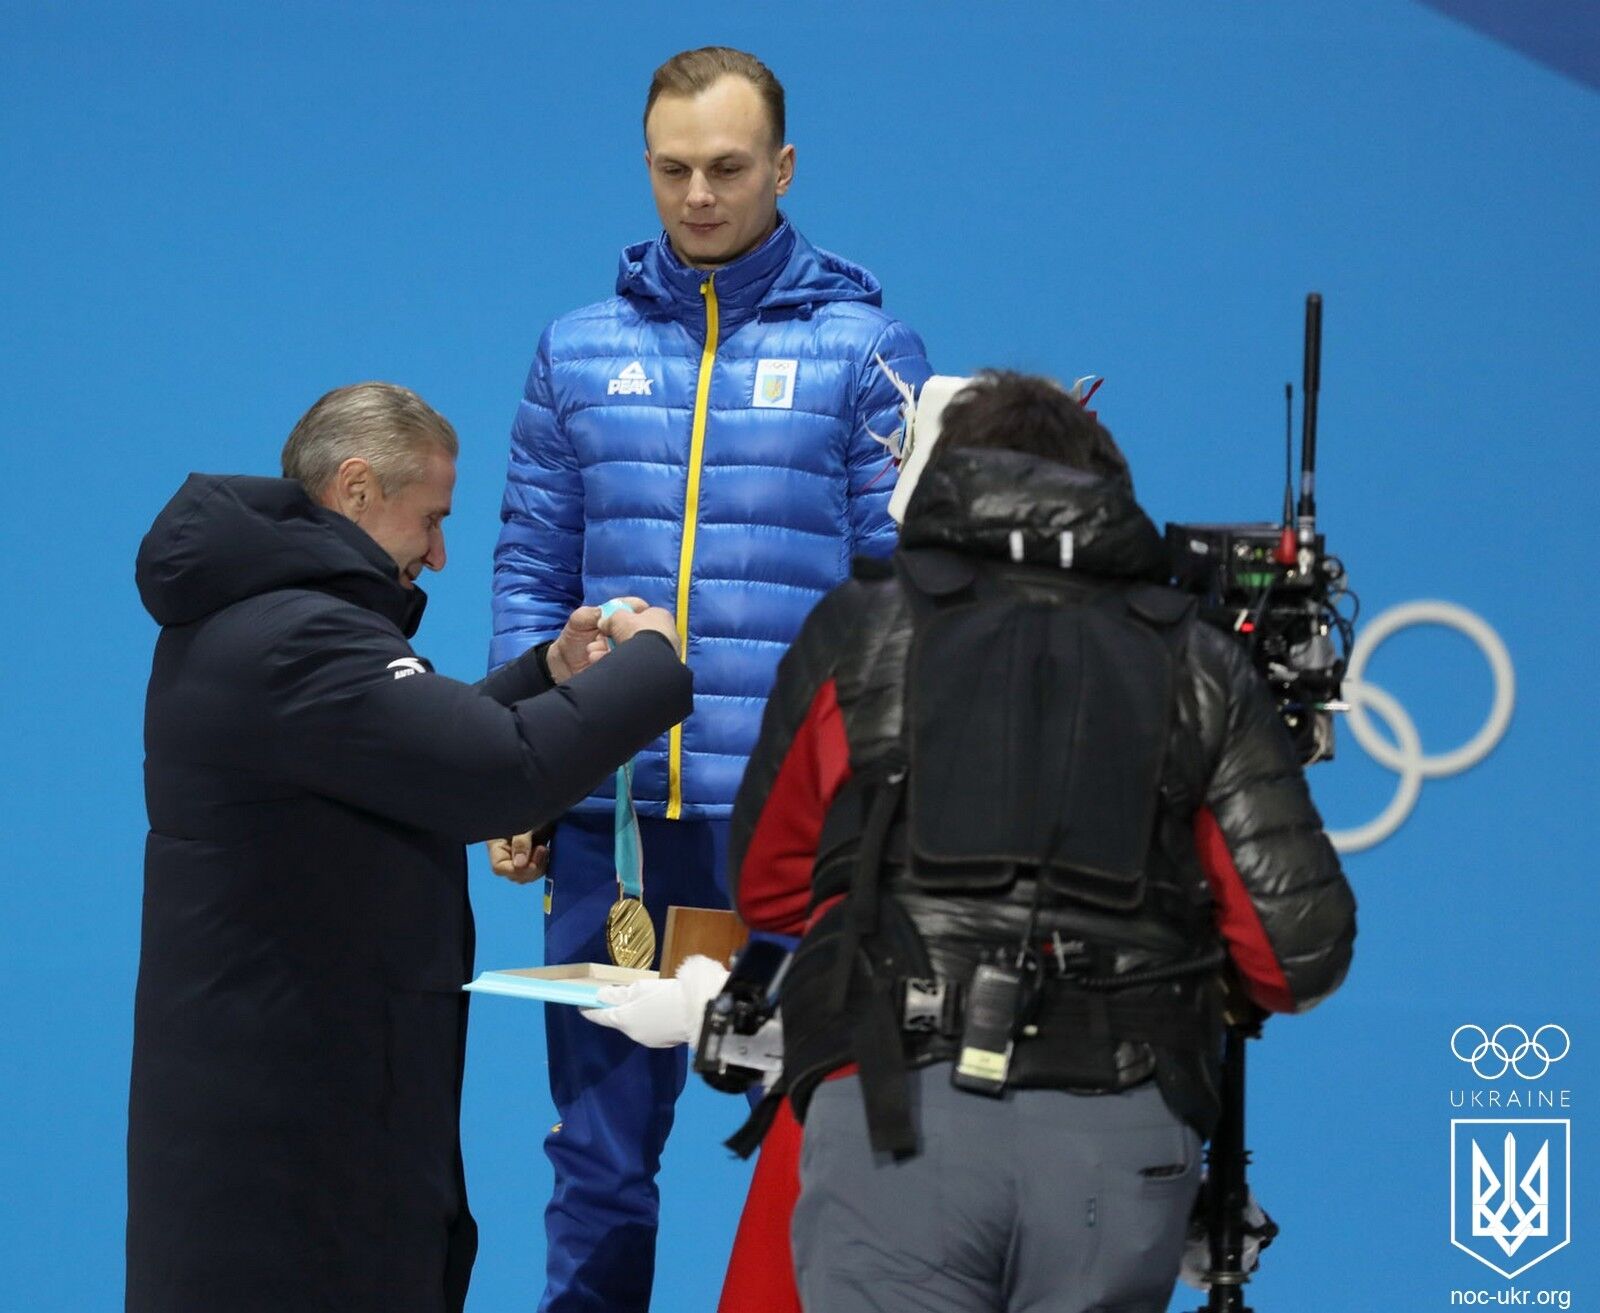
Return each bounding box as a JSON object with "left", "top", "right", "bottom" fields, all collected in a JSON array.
[{"left": 1194, "top": 1013, "right": 1280, "bottom": 1312}]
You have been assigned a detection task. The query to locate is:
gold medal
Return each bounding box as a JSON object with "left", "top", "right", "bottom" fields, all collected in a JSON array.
[{"left": 605, "top": 895, "right": 656, "bottom": 969}]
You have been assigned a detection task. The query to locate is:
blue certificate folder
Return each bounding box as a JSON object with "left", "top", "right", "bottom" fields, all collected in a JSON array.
[{"left": 463, "top": 963, "right": 658, "bottom": 1008}]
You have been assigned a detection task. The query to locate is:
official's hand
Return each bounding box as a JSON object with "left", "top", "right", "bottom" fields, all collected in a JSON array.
[
  {"left": 546, "top": 605, "right": 605, "bottom": 682},
  {"left": 487, "top": 831, "right": 550, "bottom": 885},
  {"left": 598, "top": 600, "right": 679, "bottom": 650}
]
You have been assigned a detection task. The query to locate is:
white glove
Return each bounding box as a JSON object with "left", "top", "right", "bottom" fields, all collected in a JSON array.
[{"left": 578, "top": 954, "right": 732, "bottom": 1049}]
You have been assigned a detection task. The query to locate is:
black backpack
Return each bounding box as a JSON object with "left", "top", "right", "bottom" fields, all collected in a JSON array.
[{"left": 737, "top": 549, "right": 1202, "bottom": 1159}]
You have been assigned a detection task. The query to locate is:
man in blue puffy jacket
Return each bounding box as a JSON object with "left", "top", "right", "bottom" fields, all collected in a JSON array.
[{"left": 489, "top": 45, "right": 931, "bottom": 1313}]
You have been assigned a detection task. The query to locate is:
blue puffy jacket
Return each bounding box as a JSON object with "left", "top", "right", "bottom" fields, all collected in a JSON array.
[{"left": 492, "top": 216, "right": 931, "bottom": 819}]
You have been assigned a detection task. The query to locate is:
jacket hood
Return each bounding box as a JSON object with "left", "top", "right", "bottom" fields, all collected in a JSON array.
[
  {"left": 136, "top": 474, "right": 427, "bottom": 635},
  {"left": 615, "top": 214, "right": 883, "bottom": 317},
  {"left": 899, "top": 447, "right": 1169, "bottom": 583}
]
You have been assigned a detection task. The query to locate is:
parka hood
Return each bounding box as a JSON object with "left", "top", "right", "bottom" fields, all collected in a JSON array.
[
  {"left": 135, "top": 474, "right": 426, "bottom": 635},
  {"left": 899, "top": 447, "right": 1169, "bottom": 583}
]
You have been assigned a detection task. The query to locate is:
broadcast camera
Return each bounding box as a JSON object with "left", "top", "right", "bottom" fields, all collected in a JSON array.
[
  {"left": 1166, "top": 294, "right": 1357, "bottom": 765},
  {"left": 1165, "top": 293, "right": 1355, "bottom": 1312}
]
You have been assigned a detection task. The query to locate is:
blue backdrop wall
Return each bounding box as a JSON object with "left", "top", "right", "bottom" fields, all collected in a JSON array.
[{"left": 3, "top": 2, "right": 1596, "bottom": 1308}]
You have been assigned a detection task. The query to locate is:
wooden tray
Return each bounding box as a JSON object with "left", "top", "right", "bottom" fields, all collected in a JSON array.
[{"left": 463, "top": 962, "right": 657, "bottom": 1008}]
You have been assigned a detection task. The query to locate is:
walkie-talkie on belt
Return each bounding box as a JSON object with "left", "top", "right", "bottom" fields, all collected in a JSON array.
[{"left": 951, "top": 960, "right": 1025, "bottom": 1096}]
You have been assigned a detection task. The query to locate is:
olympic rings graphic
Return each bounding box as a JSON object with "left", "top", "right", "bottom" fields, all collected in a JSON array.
[
  {"left": 1451, "top": 1024, "right": 1570, "bottom": 1080},
  {"left": 1326, "top": 601, "right": 1516, "bottom": 853}
]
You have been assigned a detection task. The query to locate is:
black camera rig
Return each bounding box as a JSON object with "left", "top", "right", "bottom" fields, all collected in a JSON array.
[
  {"left": 1167, "top": 294, "right": 1356, "bottom": 1311},
  {"left": 1167, "top": 293, "right": 1357, "bottom": 766}
]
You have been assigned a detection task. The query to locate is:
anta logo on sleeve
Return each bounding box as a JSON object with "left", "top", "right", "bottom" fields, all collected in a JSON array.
[
  {"left": 387, "top": 657, "right": 428, "bottom": 680},
  {"left": 607, "top": 361, "right": 654, "bottom": 397}
]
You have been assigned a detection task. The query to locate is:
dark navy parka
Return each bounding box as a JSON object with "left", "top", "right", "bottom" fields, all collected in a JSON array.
[{"left": 129, "top": 474, "right": 692, "bottom": 1312}]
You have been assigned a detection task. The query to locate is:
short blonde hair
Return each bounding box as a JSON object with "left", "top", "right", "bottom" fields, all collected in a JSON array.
[
  {"left": 644, "top": 47, "right": 785, "bottom": 148},
  {"left": 281, "top": 382, "right": 458, "bottom": 496}
]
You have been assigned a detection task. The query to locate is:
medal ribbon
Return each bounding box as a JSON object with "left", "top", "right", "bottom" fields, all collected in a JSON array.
[{"left": 599, "top": 600, "right": 645, "bottom": 903}]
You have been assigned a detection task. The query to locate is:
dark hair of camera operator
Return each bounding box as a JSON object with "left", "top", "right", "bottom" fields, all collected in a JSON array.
[
  {"left": 728, "top": 369, "right": 1357, "bottom": 1313},
  {"left": 934, "top": 368, "right": 1130, "bottom": 478}
]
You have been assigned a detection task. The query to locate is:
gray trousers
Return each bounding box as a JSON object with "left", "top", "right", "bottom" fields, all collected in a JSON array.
[{"left": 792, "top": 1065, "right": 1200, "bottom": 1313}]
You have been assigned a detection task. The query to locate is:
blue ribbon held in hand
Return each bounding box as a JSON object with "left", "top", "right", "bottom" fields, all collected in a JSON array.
[{"left": 599, "top": 599, "right": 654, "bottom": 968}]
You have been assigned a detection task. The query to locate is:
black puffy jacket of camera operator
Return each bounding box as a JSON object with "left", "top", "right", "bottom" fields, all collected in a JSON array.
[
  {"left": 129, "top": 474, "right": 692, "bottom": 1313},
  {"left": 731, "top": 447, "right": 1355, "bottom": 1141}
]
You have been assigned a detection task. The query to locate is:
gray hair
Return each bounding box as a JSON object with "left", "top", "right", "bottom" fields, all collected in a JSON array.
[{"left": 281, "top": 382, "right": 459, "bottom": 497}]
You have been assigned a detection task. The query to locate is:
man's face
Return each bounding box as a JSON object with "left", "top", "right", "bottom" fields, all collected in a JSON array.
[
  {"left": 645, "top": 75, "right": 794, "bottom": 269},
  {"left": 349, "top": 447, "right": 455, "bottom": 588}
]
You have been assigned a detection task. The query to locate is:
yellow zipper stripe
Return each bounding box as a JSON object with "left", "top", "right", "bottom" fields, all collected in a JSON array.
[{"left": 668, "top": 275, "right": 718, "bottom": 819}]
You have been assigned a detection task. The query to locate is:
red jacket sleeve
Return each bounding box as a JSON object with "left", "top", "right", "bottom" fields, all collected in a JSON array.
[
  {"left": 1191, "top": 631, "right": 1356, "bottom": 1013},
  {"left": 736, "top": 678, "right": 851, "bottom": 933},
  {"left": 1193, "top": 805, "right": 1295, "bottom": 1012},
  {"left": 730, "top": 584, "right": 862, "bottom": 935}
]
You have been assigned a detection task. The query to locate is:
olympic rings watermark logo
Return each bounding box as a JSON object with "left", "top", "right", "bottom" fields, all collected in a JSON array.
[
  {"left": 1326, "top": 601, "right": 1515, "bottom": 854},
  {"left": 1452, "top": 1025, "right": 1571, "bottom": 1081}
]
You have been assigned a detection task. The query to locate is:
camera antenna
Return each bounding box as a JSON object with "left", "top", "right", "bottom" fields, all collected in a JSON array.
[
  {"left": 1274, "top": 382, "right": 1297, "bottom": 566},
  {"left": 1282, "top": 385, "right": 1294, "bottom": 523},
  {"left": 1296, "top": 293, "right": 1323, "bottom": 544}
]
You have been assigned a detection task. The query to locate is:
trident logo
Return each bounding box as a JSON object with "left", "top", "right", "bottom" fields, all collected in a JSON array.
[
  {"left": 1452, "top": 1120, "right": 1570, "bottom": 1278},
  {"left": 1472, "top": 1132, "right": 1548, "bottom": 1256}
]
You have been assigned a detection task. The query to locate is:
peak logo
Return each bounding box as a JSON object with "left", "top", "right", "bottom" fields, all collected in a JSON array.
[{"left": 608, "top": 362, "right": 653, "bottom": 397}]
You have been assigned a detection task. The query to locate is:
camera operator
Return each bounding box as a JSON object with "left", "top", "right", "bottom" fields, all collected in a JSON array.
[{"left": 729, "top": 371, "right": 1357, "bottom": 1313}]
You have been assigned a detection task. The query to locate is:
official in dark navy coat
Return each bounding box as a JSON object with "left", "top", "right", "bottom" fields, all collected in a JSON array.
[{"left": 128, "top": 382, "right": 693, "bottom": 1313}]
